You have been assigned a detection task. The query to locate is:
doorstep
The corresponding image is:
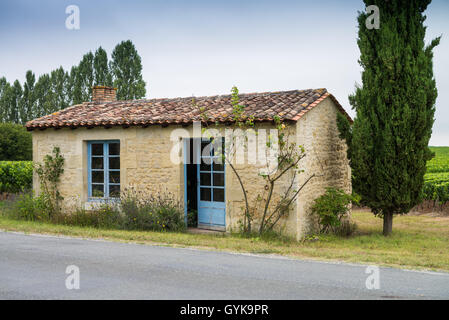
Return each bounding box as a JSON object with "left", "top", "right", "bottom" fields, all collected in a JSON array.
[{"left": 187, "top": 228, "right": 225, "bottom": 235}]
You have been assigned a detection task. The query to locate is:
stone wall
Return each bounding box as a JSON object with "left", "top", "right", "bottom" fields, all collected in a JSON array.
[
  {"left": 31, "top": 98, "right": 351, "bottom": 239},
  {"left": 32, "top": 126, "right": 184, "bottom": 210},
  {"left": 295, "top": 97, "right": 352, "bottom": 239}
]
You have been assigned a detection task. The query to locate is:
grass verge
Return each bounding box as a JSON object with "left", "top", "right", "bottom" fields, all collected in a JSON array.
[{"left": 0, "top": 210, "right": 448, "bottom": 272}]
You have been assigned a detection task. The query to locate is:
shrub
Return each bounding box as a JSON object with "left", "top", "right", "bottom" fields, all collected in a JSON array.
[
  {"left": 0, "top": 123, "right": 32, "bottom": 161},
  {"left": 187, "top": 209, "right": 197, "bottom": 228},
  {"left": 0, "top": 161, "right": 33, "bottom": 193},
  {"left": 34, "top": 147, "right": 64, "bottom": 216},
  {"left": 121, "top": 189, "right": 185, "bottom": 232},
  {"left": 4, "top": 187, "right": 186, "bottom": 233},
  {"left": 311, "top": 187, "right": 358, "bottom": 235},
  {"left": 13, "top": 193, "right": 51, "bottom": 221},
  {"left": 60, "top": 204, "right": 124, "bottom": 229}
]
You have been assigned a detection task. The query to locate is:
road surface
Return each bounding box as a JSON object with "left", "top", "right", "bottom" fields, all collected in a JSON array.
[{"left": 0, "top": 231, "right": 448, "bottom": 299}]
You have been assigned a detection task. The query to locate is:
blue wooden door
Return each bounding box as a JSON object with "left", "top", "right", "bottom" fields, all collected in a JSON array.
[{"left": 197, "top": 138, "right": 225, "bottom": 229}]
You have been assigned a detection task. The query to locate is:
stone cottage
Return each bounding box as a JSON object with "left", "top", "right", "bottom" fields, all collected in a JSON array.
[{"left": 26, "top": 86, "right": 352, "bottom": 239}]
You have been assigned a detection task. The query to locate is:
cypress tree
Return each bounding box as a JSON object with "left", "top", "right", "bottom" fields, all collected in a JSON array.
[{"left": 340, "top": 0, "right": 440, "bottom": 236}]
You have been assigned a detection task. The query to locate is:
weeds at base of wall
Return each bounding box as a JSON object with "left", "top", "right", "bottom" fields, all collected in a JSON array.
[{"left": 1, "top": 189, "right": 186, "bottom": 233}]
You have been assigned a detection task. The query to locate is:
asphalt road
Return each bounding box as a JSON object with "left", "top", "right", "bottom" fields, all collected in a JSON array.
[{"left": 0, "top": 231, "right": 448, "bottom": 300}]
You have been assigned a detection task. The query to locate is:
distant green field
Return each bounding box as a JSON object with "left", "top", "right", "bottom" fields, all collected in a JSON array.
[{"left": 424, "top": 147, "right": 449, "bottom": 203}]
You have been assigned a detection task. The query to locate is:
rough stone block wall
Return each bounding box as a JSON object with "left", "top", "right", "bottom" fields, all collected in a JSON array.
[
  {"left": 295, "top": 97, "right": 352, "bottom": 239},
  {"left": 32, "top": 98, "right": 351, "bottom": 240}
]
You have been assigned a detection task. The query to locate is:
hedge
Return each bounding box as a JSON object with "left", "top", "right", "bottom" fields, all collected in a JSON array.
[
  {"left": 0, "top": 161, "right": 33, "bottom": 193},
  {"left": 0, "top": 123, "right": 32, "bottom": 161}
]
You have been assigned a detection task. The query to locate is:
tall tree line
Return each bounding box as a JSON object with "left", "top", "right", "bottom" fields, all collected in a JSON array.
[{"left": 0, "top": 40, "right": 146, "bottom": 124}]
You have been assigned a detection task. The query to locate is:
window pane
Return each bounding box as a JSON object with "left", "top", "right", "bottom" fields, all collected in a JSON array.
[
  {"left": 201, "top": 140, "right": 212, "bottom": 156},
  {"left": 109, "top": 157, "right": 120, "bottom": 170},
  {"left": 200, "top": 161, "right": 211, "bottom": 172},
  {"left": 91, "top": 144, "right": 103, "bottom": 156},
  {"left": 211, "top": 139, "right": 224, "bottom": 157},
  {"left": 92, "top": 157, "right": 104, "bottom": 169},
  {"left": 92, "top": 184, "right": 104, "bottom": 197},
  {"left": 200, "top": 188, "right": 211, "bottom": 201},
  {"left": 213, "top": 173, "right": 224, "bottom": 187},
  {"left": 213, "top": 162, "right": 224, "bottom": 172},
  {"left": 109, "top": 143, "right": 120, "bottom": 155},
  {"left": 109, "top": 185, "right": 120, "bottom": 198},
  {"left": 200, "top": 173, "right": 211, "bottom": 186},
  {"left": 92, "top": 171, "right": 104, "bottom": 184},
  {"left": 109, "top": 171, "right": 120, "bottom": 184},
  {"left": 213, "top": 188, "right": 225, "bottom": 202}
]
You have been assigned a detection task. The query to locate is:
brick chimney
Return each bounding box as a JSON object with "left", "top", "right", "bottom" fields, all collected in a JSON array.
[{"left": 92, "top": 86, "right": 117, "bottom": 103}]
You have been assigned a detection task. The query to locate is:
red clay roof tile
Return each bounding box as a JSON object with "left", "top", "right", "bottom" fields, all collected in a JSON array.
[{"left": 26, "top": 88, "right": 352, "bottom": 131}]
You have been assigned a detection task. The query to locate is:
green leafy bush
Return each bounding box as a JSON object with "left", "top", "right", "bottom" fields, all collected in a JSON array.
[
  {"left": 187, "top": 210, "right": 197, "bottom": 228},
  {"left": 311, "top": 187, "right": 358, "bottom": 235},
  {"left": 59, "top": 204, "right": 124, "bottom": 229},
  {"left": 13, "top": 193, "right": 50, "bottom": 221},
  {"left": 0, "top": 123, "right": 32, "bottom": 161},
  {"left": 121, "top": 189, "right": 185, "bottom": 232},
  {"left": 4, "top": 182, "right": 186, "bottom": 232},
  {"left": 34, "top": 147, "right": 64, "bottom": 216},
  {"left": 0, "top": 161, "right": 33, "bottom": 193}
]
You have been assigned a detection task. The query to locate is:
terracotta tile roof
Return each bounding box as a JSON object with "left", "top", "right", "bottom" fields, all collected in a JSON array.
[{"left": 26, "top": 88, "right": 352, "bottom": 131}]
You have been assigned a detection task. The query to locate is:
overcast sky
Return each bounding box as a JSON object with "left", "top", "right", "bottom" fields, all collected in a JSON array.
[{"left": 0, "top": 0, "right": 447, "bottom": 145}]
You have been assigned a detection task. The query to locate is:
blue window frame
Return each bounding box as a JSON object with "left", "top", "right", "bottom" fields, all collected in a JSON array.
[{"left": 87, "top": 141, "right": 120, "bottom": 200}]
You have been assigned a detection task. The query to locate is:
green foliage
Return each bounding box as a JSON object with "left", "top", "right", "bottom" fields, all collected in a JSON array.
[
  {"left": 34, "top": 147, "right": 65, "bottom": 216},
  {"left": 342, "top": 0, "right": 440, "bottom": 235},
  {"left": 0, "top": 123, "right": 32, "bottom": 161},
  {"left": 0, "top": 161, "right": 33, "bottom": 193},
  {"left": 311, "top": 188, "right": 358, "bottom": 235},
  {"left": 110, "top": 40, "right": 146, "bottom": 100},
  {"left": 13, "top": 193, "right": 50, "bottom": 221},
  {"left": 0, "top": 40, "right": 145, "bottom": 124},
  {"left": 187, "top": 210, "right": 198, "bottom": 228},
  {"left": 22, "top": 71, "right": 36, "bottom": 122},
  {"left": 60, "top": 204, "right": 124, "bottom": 229},
  {"left": 426, "top": 147, "right": 449, "bottom": 173},
  {"left": 94, "top": 47, "right": 113, "bottom": 87},
  {"left": 120, "top": 189, "right": 185, "bottom": 232},
  {"left": 8, "top": 188, "right": 186, "bottom": 232},
  {"left": 422, "top": 147, "right": 449, "bottom": 203}
]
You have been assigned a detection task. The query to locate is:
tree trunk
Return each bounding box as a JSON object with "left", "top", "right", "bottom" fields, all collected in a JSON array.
[{"left": 383, "top": 211, "right": 393, "bottom": 236}]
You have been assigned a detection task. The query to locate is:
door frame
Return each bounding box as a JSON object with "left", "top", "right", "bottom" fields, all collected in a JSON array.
[{"left": 183, "top": 137, "right": 226, "bottom": 231}]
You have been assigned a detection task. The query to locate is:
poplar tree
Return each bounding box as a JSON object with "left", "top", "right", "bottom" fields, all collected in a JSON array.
[
  {"left": 22, "top": 71, "right": 36, "bottom": 122},
  {"left": 34, "top": 74, "right": 53, "bottom": 116},
  {"left": 338, "top": 0, "right": 440, "bottom": 235},
  {"left": 78, "top": 52, "right": 95, "bottom": 102},
  {"left": 94, "top": 47, "right": 112, "bottom": 86},
  {"left": 50, "top": 67, "right": 69, "bottom": 111},
  {"left": 110, "top": 40, "right": 146, "bottom": 100},
  {"left": 0, "top": 77, "right": 8, "bottom": 122}
]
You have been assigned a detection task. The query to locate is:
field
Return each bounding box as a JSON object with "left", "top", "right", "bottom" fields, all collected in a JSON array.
[{"left": 423, "top": 147, "right": 449, "bottom": 203}]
